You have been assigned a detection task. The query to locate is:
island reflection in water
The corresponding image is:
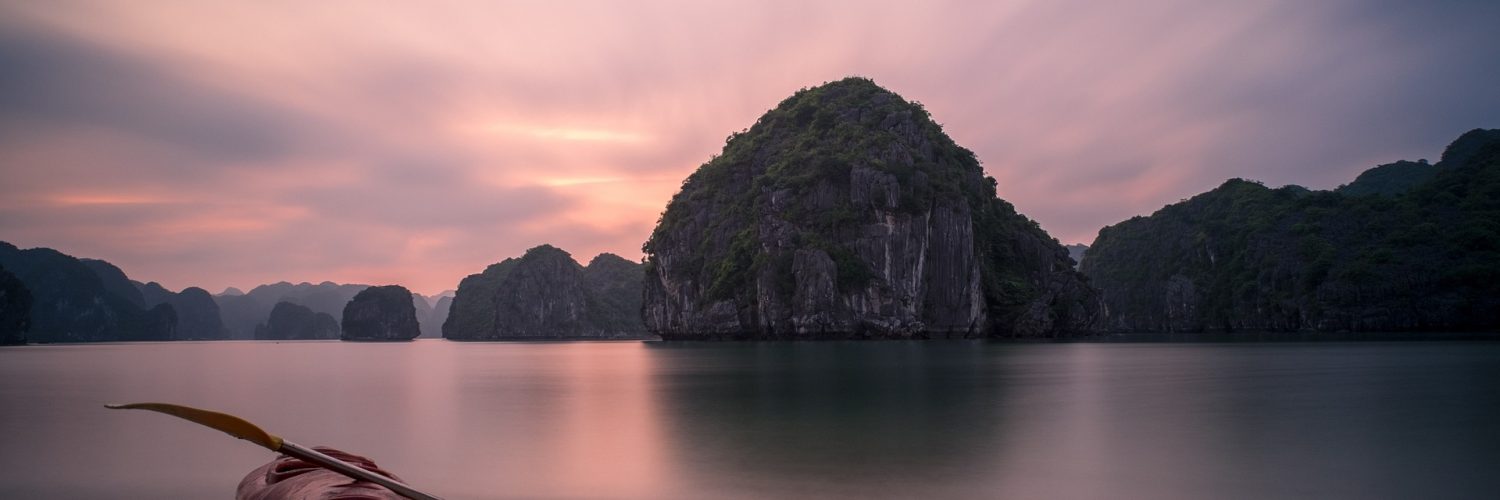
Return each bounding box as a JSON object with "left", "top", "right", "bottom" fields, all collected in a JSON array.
[{"left": 1, "top": 340, "right": 1498, "bottom": 499}]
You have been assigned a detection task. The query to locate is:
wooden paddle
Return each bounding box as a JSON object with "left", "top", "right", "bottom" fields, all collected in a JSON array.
[{"left": 105, "top": 402, "right": 442, "bottom": 500}]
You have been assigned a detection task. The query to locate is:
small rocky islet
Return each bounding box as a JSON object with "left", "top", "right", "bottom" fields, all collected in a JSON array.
[
  {"left": 341, "top": 285, "right": 421, "bottom": 341},
  {"left": 255, "top": 301, "right": 339, "bottom": 340},
  {"left": 442, "top": 245, "right": 647, "bottom": 340}
]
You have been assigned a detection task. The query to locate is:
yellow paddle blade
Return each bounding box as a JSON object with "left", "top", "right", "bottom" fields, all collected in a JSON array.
[{"left": 105, "top": 402, "right": 284, "bottom": 451}]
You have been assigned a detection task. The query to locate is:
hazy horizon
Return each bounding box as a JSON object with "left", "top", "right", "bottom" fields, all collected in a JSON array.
[{"left": 3, "top": 0, "right": 1498, "bottom": 295}]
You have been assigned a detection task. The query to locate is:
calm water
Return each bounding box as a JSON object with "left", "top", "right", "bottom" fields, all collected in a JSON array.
[{"left": 2, "top": 340, "right": 1498, "bottom": 499}]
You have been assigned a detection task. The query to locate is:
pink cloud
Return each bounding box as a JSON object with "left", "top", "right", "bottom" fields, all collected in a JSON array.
[{"left": 1, "top": 0, "right": 1497, "bottom": 293}]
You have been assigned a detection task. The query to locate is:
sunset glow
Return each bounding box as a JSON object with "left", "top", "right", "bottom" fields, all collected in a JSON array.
[{"left": 1, "top": 0, "right": 1497, "bottom": 294}]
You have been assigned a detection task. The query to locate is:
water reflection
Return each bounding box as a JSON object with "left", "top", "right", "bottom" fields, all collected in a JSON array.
[
  {"left": 648, "top": 341, "right": 1012, "bottom": 498},
  {"left": 435, "top": 342, "right": 675, "bottom": 499},
  {"left": 2, "top": 341, "right": 1500, "bottom": 499},
  {"left": 984, "top": 344, "right": 1500, "bottom": 499}
]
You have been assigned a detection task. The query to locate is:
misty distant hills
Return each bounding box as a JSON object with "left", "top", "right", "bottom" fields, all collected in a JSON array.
[
  {"left": 135, "top": 281, "right": 226, "bottom": 340},
  {"left": 215, "top": 282, "right": 449, "bottom": 340},
  {"left": 215, "top": 281, "right": 369, "bottom": 339},
  {"left": 1065, "top": 244, "right": 1088, "bottom": 269},
  {"left": 426, "top": 295, "right": 452, "bottom": 339},
  {"left": 411, "top": 291, "right": 453, "bottom": 338},
  {"left": 255, "top": 301, "right": 338, "bottom": 340}
]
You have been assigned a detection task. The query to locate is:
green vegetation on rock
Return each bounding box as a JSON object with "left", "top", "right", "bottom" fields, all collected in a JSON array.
[
  {"left": 1082, "top": 128, "right": 1500, "bottom": 332},
  {"left": 644, "top": 77, "right": 1100, "bottom": 338}
]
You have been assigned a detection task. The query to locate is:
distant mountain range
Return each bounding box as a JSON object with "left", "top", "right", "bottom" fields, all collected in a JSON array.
[
  {"left": 1065, "top": 244, "right": 1088, "bottom": 269},
  {"left": 215, "top": 281, "right": 369, "bottom": 340},
  {"left": 0, "top": 241, "right": 456, "bottom": 343}
]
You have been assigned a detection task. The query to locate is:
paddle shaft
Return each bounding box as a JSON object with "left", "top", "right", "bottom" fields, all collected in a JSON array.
[{"left": 279, "top": 441, "right": 443, "bottom": 500}]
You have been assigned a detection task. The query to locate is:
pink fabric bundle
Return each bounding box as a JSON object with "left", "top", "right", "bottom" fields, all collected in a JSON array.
[{"left": 236, "top": 447, "right": 404, "bottom": 500}]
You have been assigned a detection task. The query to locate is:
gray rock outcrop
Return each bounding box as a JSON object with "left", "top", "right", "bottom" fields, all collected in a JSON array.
[
  {"left": 255, "top": 301, "right": 339, "bottom": 340},
  {"left": 340, "top": 285, "right": 419, "bottom": 341},
  {"left": 444, "top": 246, "right": 648, "bottom": 339}
]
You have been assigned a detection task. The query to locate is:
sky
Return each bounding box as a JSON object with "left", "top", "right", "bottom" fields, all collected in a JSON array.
[{"left": 1, "top": 0, "right": 1497, "bottom": 295}]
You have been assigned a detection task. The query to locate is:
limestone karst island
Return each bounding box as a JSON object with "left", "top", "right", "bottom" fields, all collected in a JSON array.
[{"left": 3, "top": 2, "right": 1499, "bottom": 498}]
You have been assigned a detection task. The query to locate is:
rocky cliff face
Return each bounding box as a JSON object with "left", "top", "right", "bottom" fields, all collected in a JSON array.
[
  {"left": 642, "top": 77, "right": 1101, "bottom": 339},
  {"left": 444, "top": 245, "right": 648, "bottom": 339},
  {"left": 0, "top": 242, "right": 175, "bottom": 342},
  {"left": 340, "top": 285, "right": 420, "bottom": 341},
  {"left": 1082, "top": 129, "right": 1500, "bottom": 332},
  {"left": 255, "top": 301, "right": 339, "bottom": 340},
  {"left": 442, "top": 259, "right": 518, "bottom": 338},
  {"left": 490, "top": 246, "right": 590, "bottom": 337},
  {"left": 0, "top": 265, "right": 31, "bottom": 344},
  {"left": 136, "top": 282, "right": 227, "bottom": 340}
]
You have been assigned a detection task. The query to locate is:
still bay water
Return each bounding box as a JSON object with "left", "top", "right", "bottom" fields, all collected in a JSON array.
[{"left": 2, "top": 340, "right": 1498, "bottom": 499}]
